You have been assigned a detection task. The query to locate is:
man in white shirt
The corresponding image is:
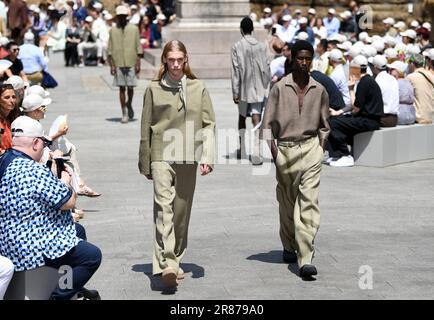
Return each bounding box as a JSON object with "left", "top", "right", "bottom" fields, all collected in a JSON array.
[
  {"left": 276, "top": 15, "right": 296, "bottom": 44},
  {"left": 369, "top": 54, "right": 399, "bottom": 127},
  {"left": 312, "top": 39, "right": 329, "bottom": 74},
  {"left": 329, "top": 49, "right": 351, "bottom": 109}
]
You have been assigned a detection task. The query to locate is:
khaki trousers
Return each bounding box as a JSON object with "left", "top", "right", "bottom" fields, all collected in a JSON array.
[
  {"left": 275, "top": 137, "right": 323, "bottom": 267},
  {"left": 151, "top": 161, "right": 197, "bottom": 275},
  {"left": 26, "top": 71, "right": 43, "bottom": 86}
]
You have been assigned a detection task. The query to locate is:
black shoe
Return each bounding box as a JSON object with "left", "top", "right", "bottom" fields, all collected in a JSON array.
[
  {"left": 77, "top": 287, "right": 101, "bottom": 300},
  {"left": 299, "top": 264, "right": 317, "bottom": 277},
  {"left": 126, "top": 102, "right": 134, "bottom": 120},
  {"left": 282, "top": 249, "right": 297, "bottom": 263}
]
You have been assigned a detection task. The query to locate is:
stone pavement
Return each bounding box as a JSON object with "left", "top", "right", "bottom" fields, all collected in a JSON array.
[{"left": 44, "top": 52, "right": 434, "bottom": 300}]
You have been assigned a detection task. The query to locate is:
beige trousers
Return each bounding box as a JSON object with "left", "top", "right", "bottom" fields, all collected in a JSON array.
[
  {"left": 275, "top": 137, "right": 323, "bottom": 267},
  {"left": 151, "top": 161, "right": 198, "bottom": 275}
]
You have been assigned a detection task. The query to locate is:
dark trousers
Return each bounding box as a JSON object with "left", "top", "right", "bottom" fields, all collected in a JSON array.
[
  {"left": 44, "top": 223, "right": 101, "bottom": 300},
  {"left": 327, "top": 115, "right": 380, "bottom": 158},
  {"left": 64, "top": 42, "right": 79, "bottom": 66}
]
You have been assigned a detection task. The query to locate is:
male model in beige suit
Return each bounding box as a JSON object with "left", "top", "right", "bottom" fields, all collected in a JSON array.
[{"left": 139, "top": 40, "right": 216, "bottom": 288}]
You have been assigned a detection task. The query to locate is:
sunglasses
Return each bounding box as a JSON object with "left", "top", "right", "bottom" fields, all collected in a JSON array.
[
  {"left": 38, "top": 106, "right": 47, "bottom": 112},
  {"left": 12, "top": 48, "right": 20, "bottom": 52},
  {"left": 38, "top": 137, "right": 52, "bottom": 147}
]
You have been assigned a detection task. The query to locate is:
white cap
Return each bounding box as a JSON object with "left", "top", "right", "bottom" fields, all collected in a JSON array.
[
  {"left": 393, "top": 21, "right": 406, "bottom": 30},
  {"left": 410, "top": 20, "right": 420, "bottom": 28},
  {"left": 263, "top": 7, "right": 271, "bottom": 14},
  {"left": 368, "top": 55, "right": 388, "bottom": 69},
  {"left": 11, "top": 116, "right": 50, "bottom": 141},
  {"left": 282, "top": 14, "right": 291, "bottom": 22},
  {"left": 383, "top": 35, "right": 396, "bottom": 47},
  {"left": 5, "top": 76, "right": 24, "bottom": 90},
  {"left": 349, "top": 45, "right": 362, "bottom": 58},
  {"left": 27, "top": 85, "right": 51, "bottom": 99},
  {"left": 264, "top": 17, "right": 273, "bottom": 26},
  {"left": 387, "top": 60, "right": 408, "bottom": 74},
  {"left": 93, "top": 2, "right": 103, "bottom": 10},
  {"left": 361, "top": 45, "right": 377, "bottom": 58},
  {"left": 327, "top": 33, "right": 341, "bottom": 42},
  {"left": 422, "top": 22, "right": 431, "bottom": 31},
  {"left": 422, "top": 48, "right": 434, "bottom": 60},
  {"left": 24, "top": 31, "right": 35, "bottom": 42},
  {"left": 48, "top": 5, "right": 55, "bottom": 10},
  {"left": 329, "top": 48, "right": 343, "bottom": 62},
  {"left": 104, "top": 13, "right": 113, "bottom": 21},
  {"left": 350, "top": 55, "right": 368, "bottom": 68},
  {"left": 115, "top": 5, "right": 129, "bottom": 16},
  {"left": 33, "top": 7, "right": 41, "bottom": 14},
  {"left": 407, "top": 44, "right": 421, "bottom": 55},
  {"left": 0, "top": 36, "right": 9, "bottom": 46},
  {"left": 29, "top": 4, "right": 38, "bottom": 11},
  {"left": 384, "top": 47, "right": 398, "bottom": 59},
  {"left": 340, "top": 10, "right": 352, "bottom": 19},
  {"left": 337, "top": 41, "right": 352, "bottom": 52},
  {"left": 365, "top": 36, "right": 373, "bottom": 44},
  {"left": 328, "top": 8, "right": 336, "bottom": 15},
  {"left": 296, "top": 32, "right": 309, "bottom": 41},
  {"left": 308, "top": 8, "right": 316, "bottom": 15},
  {"left": 358, "top": 31, "right": 369, "bottom": 41},
  {"left": 353, "top": 41, "right": 365, "bottom": 48},
  {"left": 295, "top": 9, "right": 301, "bottom": 14},
  {"left": 84, "top": 16, "right": 93, "bottom": 23},
  {"left": 400, "top": 29, "right": 417, "bottom": 39},
  {"left": 372, "top": 40, "right": 385, "bottom": 53},
  {"left": 22, "top": 94, "right": 51, "bottom": 112},
  {"left": 299, "top": 17, "right": 308, "bottom": 25},
  {"left": 382, "top": 17, "right": 395, "bottom": 25},
  {"left": 130, "top": 4, "right": 138, "bottom": 10},
  {"left": 337, "top": 34, "right": 347, "bottom": 43},
  {"left": 0, "top": 59, "right": 12, "bottom": 73},
  {"left": 249, "top": 12, "right": 257, "bottom": 21}
]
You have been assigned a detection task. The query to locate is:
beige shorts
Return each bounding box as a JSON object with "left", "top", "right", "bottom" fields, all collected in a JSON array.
[{"left": 113, "top": 67, "right": 137, "bottom": 87}]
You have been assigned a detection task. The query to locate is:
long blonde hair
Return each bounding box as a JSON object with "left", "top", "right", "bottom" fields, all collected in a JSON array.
[{"left": 157, "top": 40, "right": 197, "bottom": 80}]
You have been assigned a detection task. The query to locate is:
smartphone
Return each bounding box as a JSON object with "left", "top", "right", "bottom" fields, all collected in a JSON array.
[{"left": 271, "top": 27, "right": 277, "bottom": 35}]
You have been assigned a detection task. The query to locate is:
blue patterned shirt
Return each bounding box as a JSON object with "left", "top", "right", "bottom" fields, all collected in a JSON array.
[{"left": 0, "top": 149, "right": 79, "bottom": 271}]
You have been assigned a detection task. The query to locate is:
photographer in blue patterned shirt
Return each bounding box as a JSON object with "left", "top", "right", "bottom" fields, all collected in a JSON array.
[{"left": 0, "top": 116, "right": 101, "bottom": 300}]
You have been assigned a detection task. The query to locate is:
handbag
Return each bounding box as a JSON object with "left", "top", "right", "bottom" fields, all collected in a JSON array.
[{"left": 42, "top": 70, "right": 58, "bottom": 88}]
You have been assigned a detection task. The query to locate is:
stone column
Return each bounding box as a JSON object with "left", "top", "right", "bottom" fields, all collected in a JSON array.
[{"left": 159, "top": 0, "right": 267, "bottom": 78}]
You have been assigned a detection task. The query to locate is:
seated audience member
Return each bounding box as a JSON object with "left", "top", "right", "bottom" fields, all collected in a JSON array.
[
  {"left": 77, "top": 16, "right": 103, "bottom": 67},
  {"left": 4, "top": 75, "right": 26, "bottom": 108},
  {"left": 310, "top": 70, "right": 345, "bottom": 112},
  {"left": 0, "top": 83, "right": 20, "bottom": 154},
  {"left": 326, "top": 55, "right": 384, "bottom": 167},
  {"left": 387, "top": 61, "right": 416, "bottom": 125},
  {"left": 0, "top": 116, "right": 102, "bottom": 300},
  {"left": 406, "top": 53, "right": 434, "bottom": 124},
  {"left": 46, "top": 13, "right": 67, "bottom": 53},
  {"left": 312, "top": 39, "right": 329, "bottom": 74},
  {"left": 329, "top": 49, "right": 351, "bottom": 109},
  {"left": 0, "top": 37, "right": 9, "bottom": 59},
  {"left": 0, "top": 255, "right": 14, "bottom": 300},
  {"left": 1, "top": 41, "right": 28, "bottom": 83},
  {"left": 19, "top": 32, "right": 48, "bottom": 86},
  {"left": 369, "top": 55, "right": 399, "bottom": 127}
]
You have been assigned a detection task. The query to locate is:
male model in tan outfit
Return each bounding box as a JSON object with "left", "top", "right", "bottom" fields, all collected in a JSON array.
[{"left": 261, "top": 40, "right": 330, "bottom": 278}]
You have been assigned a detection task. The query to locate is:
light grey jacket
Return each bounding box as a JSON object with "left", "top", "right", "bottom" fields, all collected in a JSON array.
[{"left": 231, "top": 35, "right": 270, "bottom": 103}]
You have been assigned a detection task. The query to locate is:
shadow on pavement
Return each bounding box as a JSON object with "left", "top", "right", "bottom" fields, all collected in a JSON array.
[
  {"left": 105, "top": 118, "right": 138, "bottom": 123},
  {"left": 246, "top": 250, "right": 285, "bottom": 264},
  {"left": 131, "top": 263, "right": 205, "bottom": 294}
]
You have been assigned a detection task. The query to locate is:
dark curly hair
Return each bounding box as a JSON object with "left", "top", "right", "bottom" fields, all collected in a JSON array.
[{"left": 0, "top": 84, "right": 20, "bottom": 125}]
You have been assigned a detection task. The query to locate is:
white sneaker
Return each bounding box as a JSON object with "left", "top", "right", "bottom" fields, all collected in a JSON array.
[
  {"left": 329, "top": 155, "right": 354, "bottom": 167},
  {"left": 97, "top": 63, "right": 104, "bottom": 67},
  {"left": 79, "top": 63, "right": 84, "bottom": 68},
  {"left": 323, "top": 157, "right": 337, "bottom": 165}
]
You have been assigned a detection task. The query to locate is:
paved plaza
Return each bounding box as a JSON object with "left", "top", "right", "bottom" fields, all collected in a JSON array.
[{"left": 43, "top": 52, "right": 434, "bottom": 300}]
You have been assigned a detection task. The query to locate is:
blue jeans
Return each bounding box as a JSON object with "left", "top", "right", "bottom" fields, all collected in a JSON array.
[{"left": 44, "top": 223, "right": 102, "bottom": 300}]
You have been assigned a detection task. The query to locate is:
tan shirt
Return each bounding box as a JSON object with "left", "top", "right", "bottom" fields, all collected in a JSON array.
[
  {"left": 406, "top": 68, "right": 434, "bottom": 122},
  {"left": 261, "top": 74, "right": 330, "bottom": 143},
  {"left": 108, "top": 24, "right": 142, "bottom": 68},
  {"left": 138, "top": 78, "right": 216, "bottom": 176}
]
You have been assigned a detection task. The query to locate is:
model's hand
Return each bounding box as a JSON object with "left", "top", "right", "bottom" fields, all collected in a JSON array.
[
  {"left": 135, "top": 64, "right": 141, "bottom": 75},
  {"left": 110, "top": 66, "right": 116, "bottom": 76},
  {"left": 200, "top": 164, "right": 212, "bottom": 176},
  {"left": 233, "top": 97, "right": 239, "bottom": 104},
  {"left": 145, "top": 174, "right": 153, "bottom": 180}
]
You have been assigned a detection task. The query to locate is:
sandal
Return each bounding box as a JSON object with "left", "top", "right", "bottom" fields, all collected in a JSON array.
[{"left": 78, "top": 186, "right": 101, "bottom": 197}]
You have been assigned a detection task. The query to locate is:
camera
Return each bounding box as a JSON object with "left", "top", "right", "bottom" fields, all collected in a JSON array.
[{"left": 46, "top": 158, "right": 66, "bottom": 179}]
